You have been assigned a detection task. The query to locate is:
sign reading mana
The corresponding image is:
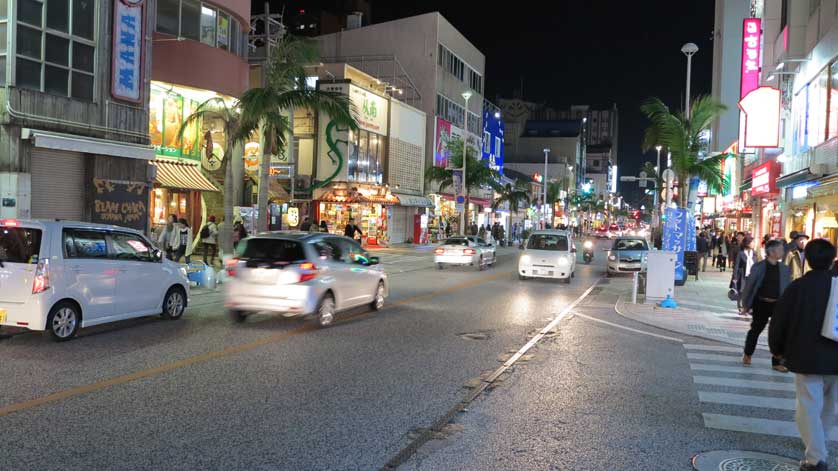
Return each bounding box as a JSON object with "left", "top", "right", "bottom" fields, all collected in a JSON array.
[
  {"left": 349, "top": 85, "right": 388, "bottom": 136},
  {"left": 112, "top": 0, "right": 145, "bottom": 102}
]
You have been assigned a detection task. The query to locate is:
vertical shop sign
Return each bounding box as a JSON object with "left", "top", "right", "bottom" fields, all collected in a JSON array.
[
  {"left": 740, "top": 18, "right": 761, "bottom": 99},
  {"left": 112, "top": 0, "right": 145, "bottom": 103},
  {"left": 435, "top": 118, "right": 452, "bottom": 168}
]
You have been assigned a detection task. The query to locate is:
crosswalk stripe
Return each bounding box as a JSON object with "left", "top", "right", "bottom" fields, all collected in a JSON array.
[
  {"left": 684, "top": 344, "right": 744, "bottom": 353},
  {"left": 703, "top": 413, "right": 838, "bottom": 440},
  {"left": 698, "top": 391, "right": 796, "bottom": 410},
  {"left": 690, "top": 363, "right": 792, "bottom": 379},
  {"left": 693, "top": 376, "right": 795, "bottom": 391},
  {"left": 687, "top": 352, "right": 771, "bottom": 365}
]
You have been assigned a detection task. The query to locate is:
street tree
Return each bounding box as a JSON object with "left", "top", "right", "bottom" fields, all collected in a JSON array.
[
  {"left": 237, "top": 35, "right": 356, "bottom": 231},
  {"left": 425, "top": 137, "right": 501, "bottom": 232},
  {"left": 179, "top": 97, "right": 244, "bottom": 255},
  {"left": 492, "top": 182, "right": 531, "bottom": 215},
  {"left": 641, "top": 95, "right": 730, "bottom": 207}
]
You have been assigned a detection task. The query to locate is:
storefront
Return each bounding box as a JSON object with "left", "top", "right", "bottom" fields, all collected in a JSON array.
[
  {"left": 750, "top": 161, "right": 781, "bottom": 241},
  {"left": 149, "top": 160, "right": 220, "bottom": 235},
  {"left": 390, "top": 194, "right": 434, "bottom": 244},
  {"left": 314, "top": 183, "right": 399, "bottom": 245},
  {"left": 803, "top": 177, "right": 838, "bottom": 246}
]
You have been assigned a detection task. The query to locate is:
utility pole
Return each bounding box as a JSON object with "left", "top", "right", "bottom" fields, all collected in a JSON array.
[{"left": 543, "top": 148, "right": 550, "bottom": 229}]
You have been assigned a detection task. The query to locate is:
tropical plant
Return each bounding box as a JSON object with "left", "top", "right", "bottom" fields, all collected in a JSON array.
[
  {"left": 641, "top": 95, "right": 729, "bottom": 207},
  {"left": 237, "top": 35, "right": 357, "bottom": 231},
  {"left": 179, "top": 98, "right": 244, "bottom": 255},
  {"left": 425, "top": 137, "right": 501, "bottom": 233},
  {"left": 546, "top": 181, "right": 564, "bottom": 207},
  {"left": 492, "top": 182, "right": 530, "bottom": 214}
]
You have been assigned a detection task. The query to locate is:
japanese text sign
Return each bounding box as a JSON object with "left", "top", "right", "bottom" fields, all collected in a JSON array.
[
  {"left": 740, "top": 18, "right": 761, "bottom": 99},
  {"left": 751, "top": 160, "right": 780, "bottom": 196},
  {"left": 349, "top": 85, "right": 388, "bottom": 136},
  {"left": 112, "top": 0, "right": 145, "bottom": 102}
]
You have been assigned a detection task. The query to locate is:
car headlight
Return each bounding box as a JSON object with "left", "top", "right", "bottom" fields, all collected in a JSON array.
[
  {"left": 179, "top": 266, "right": 188, "bottom": 278},
  {"left": 583, "top": 241, "right": 593, "bottom": 249},
  {"left": 608, "top": 254, "right": 617, "bottom": 261},
  {"left": 519, "top": 254, "right": 530, "bottom": 264}
]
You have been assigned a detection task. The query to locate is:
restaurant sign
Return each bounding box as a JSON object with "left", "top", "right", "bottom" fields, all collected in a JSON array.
[
  {"left": 751, "top": 161, "right": 780, "bottom": 196},
  {"left": 112, "top": 0, "right": 145, "bottom": 102},
  {"left": 349, "top": 85, "right": 389, "bottom": 136},
  {"left": 91, "top": 179, "right": 149, "bottom": 231}
]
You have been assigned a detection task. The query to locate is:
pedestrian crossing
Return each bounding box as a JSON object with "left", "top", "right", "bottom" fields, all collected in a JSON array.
[{"left": 684, "top": 343, "right": 838, "bottom": 441}]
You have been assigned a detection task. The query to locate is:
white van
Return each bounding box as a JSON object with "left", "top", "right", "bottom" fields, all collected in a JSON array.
[{"left": 0, "top": 219, "right": 190, "bottom": 341}]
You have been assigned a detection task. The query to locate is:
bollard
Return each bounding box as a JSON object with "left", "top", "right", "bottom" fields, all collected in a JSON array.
[{"left": 632, "top": 271, "right": 639, "bottom": 304}]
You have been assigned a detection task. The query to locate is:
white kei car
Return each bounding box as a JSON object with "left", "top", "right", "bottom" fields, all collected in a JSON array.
[
  {"left": 434, "top": 236, "right": 497, "bottom": 271},
  {"left": 0, "top": 219, "right": 190, "bottom": 341},
  {"left": 517, "top": 230, "right": 577, "bottom": 283}
]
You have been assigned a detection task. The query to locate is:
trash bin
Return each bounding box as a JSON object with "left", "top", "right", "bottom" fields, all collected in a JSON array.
[{"left": 684, "top": 251, "right": 699, "bottom": 280}]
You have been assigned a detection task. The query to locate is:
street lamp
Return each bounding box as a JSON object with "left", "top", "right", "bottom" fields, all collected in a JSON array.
[
  {"left": 460, "top": 90, "right": 473, "bottom": 235},
  {"left": 654, "top": 145, "right": 662, "bottom": 212},
  {"left": 543, "top": 148, "right": 550, "bottom": 229},
  {"left": 681, "top": 42, "right": 698, "bottom": 117}
]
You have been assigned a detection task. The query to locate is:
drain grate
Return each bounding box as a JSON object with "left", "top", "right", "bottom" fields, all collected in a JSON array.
[{"left": 692, "top": 451, "right": 798, "bottom": 471}]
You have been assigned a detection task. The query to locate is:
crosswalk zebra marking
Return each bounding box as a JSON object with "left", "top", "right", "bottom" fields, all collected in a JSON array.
[
  {"left": 684, "top": 344, "right": 743, "bottom": 353},
  {"left": 689, "top": 363, "right": 791, "bottom": 379},
  {"left": 703, "top": 413, "right": 838, "bottom": 440},
  {"left": 693, "top": 375, "right": 795, "bottom": 391},
  {"left": 687, "top": 352, "right": 771, "bottom": 365},
  {"left": 698, "top": 391, "right": 796, "bottom": 410}
]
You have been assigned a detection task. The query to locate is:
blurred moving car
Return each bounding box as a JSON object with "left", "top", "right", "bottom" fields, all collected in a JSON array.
[
  {"left": 434, "top": 236, "right": 497, "bottom": 270},
  {"left": 224, "top": 232, "right": 388, "bottom": 327},
  {"left": 518, "top": 230, "right": 576, "bottom": 283},
  {"left": 594, "top": 226, "right": 610, "bottom": 239},
  {"left": 606, "top": 237, "right": 650, "bottom": 276},
  {"left": 0, "top": 219, "right": 189, "bottom": 341},
  {"left": 609, "top": 224, "right": 621, "bottom": 238}
]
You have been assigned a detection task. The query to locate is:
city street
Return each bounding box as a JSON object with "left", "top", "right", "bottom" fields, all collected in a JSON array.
[{"left": 0, "top": 240, "right": 818, "bottom": 470}]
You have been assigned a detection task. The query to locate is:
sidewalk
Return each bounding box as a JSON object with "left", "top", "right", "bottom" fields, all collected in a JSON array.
[{"left": 614, "top": 269, "right": 767, "bottom": 349}]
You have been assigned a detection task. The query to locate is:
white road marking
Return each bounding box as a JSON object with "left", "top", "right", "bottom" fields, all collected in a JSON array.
[
  {"left": 572, "top": 312, "right": 682, "bottom": 342},
  {"left": 690, "top": 363, "right": 791, "bottom": 379},
  {"left": 687, "top": 352, "right": 771, "bottom": 365},
  {"left": 693, "top": 375, "right": 795, "bottom": 392},
  {"left": 698, "top": 391, "right": 796, "bottom": 410},
  {"left": 703, "top": 413, "right": 838, "bottom": 440},
  {"left": 684, "top": 344, "right": 744, "bottom": 353}
]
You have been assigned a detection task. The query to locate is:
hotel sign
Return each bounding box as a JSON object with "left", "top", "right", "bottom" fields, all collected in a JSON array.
[{"left": 112, "top": 0, "right": 145, "bottom": 102}]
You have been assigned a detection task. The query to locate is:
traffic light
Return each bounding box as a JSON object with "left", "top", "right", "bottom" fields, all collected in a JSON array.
[
  {"left": 532, "top": 173, "right": 543, "bottom": 183},
  {"left": 581, "top": 182, "right": 593, "bottom": 194}
]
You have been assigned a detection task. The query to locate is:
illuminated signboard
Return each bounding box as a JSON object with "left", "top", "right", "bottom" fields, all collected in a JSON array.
[
  {"left": 740, "top": 18, "right": 761, "bottom": 99},
  {"left": 751, "top": 161, "right": 779, "bottom": 196},
  {"left": 112, "top": 0, "right": 145, "bottom": 102},
  {"left": 739, "top": 86, "right": 781, "bottom": 148}
]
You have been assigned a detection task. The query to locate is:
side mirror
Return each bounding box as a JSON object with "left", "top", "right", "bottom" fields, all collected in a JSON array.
[
  {"left": 367, "top": 256, "right": 380, "bottom": 266},
  {"left": 153, "top": 249, "right": 163, "bottom": 262}
]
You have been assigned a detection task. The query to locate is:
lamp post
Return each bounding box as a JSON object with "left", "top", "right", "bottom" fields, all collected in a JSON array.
[
  {"left": 654, "top": 145, "right": 662, "bottom": 223},
  {"left": 543, "top": 148, "right": 550, "bottom": 229},
  {"left": 460, "top": 90, "right": 473, "bottom": 235},
  {"left": 681, "top": 42, "right": 698, "bottom": 117}
]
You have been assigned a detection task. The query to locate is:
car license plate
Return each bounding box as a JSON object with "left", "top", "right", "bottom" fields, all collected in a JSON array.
[{"left": 0, "top": 309, "right": 6, "bottom": 323}]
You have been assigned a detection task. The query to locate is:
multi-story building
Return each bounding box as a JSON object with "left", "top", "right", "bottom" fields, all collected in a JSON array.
[
  {"left": 286, "top": 1, "right": 372, "bottom": 37},
  {"left": 0, "top": 0, "right": 156, "bottom": 228},
  {"left": 710, "top": 0, "right": 751, "bottom": 154}
]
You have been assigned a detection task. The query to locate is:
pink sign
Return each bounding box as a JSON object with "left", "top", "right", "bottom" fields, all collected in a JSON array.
[
  {"left": 740, "top": 18, "right": 761, "bottom": 99},
  {"left": 435, "top": 118, "right": 452, "bottom": 168}
]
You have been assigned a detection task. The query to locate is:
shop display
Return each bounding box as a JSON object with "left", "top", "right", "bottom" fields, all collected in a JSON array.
[{"left": 319, "top": 202, "right": 388, "bottom": 244}]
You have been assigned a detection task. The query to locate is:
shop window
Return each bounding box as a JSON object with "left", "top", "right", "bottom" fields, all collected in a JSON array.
[
  {"left": 47, "top": 0, "right": 69, "bottom": 32},
  {"left": 18, "top": 0, "right": 42, "bottom": 26},
  {"left": 180, "top": 0, "right": 201, "bottom": 41},
  {"left": 230, "top": 19, "right": 239, "bottom": 55},
  {"left": 200, "top": 6, "right": 216, "bottom": 47},
  {"left": 217, "top": 12, "right": 229, "bottom": 50},
  {"left": 157, "top": 0, "right": 180, "bottom": 35},
  {"left": 71, "top": 0, "right": 93, "bottom": 39},
  {"left": 483, "top": 131, "right": 490, "bottom": 153},
  {"left": 830, "top": 62, "right": 838, "bottom": 140},
  {"left": 0, "top": 0, "right": 6, "bottom": 19}
]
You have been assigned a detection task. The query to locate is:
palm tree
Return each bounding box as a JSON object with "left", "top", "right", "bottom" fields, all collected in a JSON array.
[
  {"left": 237, "top": 35, "right": 357, "bottom": 231},
  {"left": 425, "top": 137, "right": 501, "bottom": 233},
  {"left": 546, "top": 181, "right": 563, "bottom": 207},
  {"left": 641, "top": 95, "right": 730, "bottom": 207},
  {"left": 492, "top": 182, "right": 530, "bottom": 214},
  {"left": 179, "top": 98, "right": 244, "bottom": 256}
]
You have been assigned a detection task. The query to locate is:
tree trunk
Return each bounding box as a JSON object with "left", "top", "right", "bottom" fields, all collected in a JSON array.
[
  {"left": 220, "top": 143, "right": 234, "bottom": 256},
  {"left": 464, "top": 187, "right": 470, "bottom": 235},
  {"left": 256, "top": 126, "right": 271, "bottom": 233}
]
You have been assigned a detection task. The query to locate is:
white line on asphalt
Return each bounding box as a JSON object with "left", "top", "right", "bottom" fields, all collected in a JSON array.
[
  {"left": 572, "top": 312, "right": 682, "bottom": 343},
  {"left": 703, "top": 413, "right": 838, "bottom": 440},
  {"left": 693, "top": 376, "right": 795, "bottom": 391},
  {"left": 698, "top": 391, "right": 796, "bottom": 410},
  {"left": 690, "top": 363, "right": 792, "bottom": 379},
  {"left": 684, "top": 344, "right": 745, "bottom": 353},
  {"left": 687, "top": 352, "right": 772, "bottom": 365}
]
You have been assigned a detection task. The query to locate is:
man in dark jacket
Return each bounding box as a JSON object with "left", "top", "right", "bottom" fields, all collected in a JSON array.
[
  {"left": 697, "top": 231, "right": 710, "bottom": 272},
  {"left": 344, "top": 218, "right": 363, "bottom": 240},
  {"left": 739, "top": 239, "right": 791, "bottom": 370},
  {"left": 769, "top": 239, "right": 838, "bottom": 471}
]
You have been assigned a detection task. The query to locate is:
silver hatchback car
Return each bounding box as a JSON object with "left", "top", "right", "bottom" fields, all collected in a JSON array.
[{"left": 224, "top": 232, "right": 388, "bottom": 327}]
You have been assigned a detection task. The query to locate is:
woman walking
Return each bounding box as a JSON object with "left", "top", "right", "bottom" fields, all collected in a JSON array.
[
  {"left": 174, "top": 218, "right": 194, "bottom": 264},
  {"left": 158, "top": 214, "right": 178, "bottom": 260}
]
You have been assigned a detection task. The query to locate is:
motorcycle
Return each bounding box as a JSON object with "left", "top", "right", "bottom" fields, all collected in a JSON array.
[{"left": 582, "top": 239, "right": 594, "bottom": 264}]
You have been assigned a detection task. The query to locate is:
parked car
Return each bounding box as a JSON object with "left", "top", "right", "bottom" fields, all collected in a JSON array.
[
  {"left": 606, "top": 237, "right": 650, "bottom": 276},
  {"left": 517, "top": 230, "right": 576, "bottom": 283},
  {"left": 0, "top": 219, "right": 189, "bottom": 341},
  {"left": 224, "top": 232, "right": 388, "bottom": 327},
  {"left": 434, "top": 236, "right": 497, "bottom": 271}
]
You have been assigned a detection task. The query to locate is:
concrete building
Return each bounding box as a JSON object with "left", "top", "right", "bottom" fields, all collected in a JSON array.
[
  {"left": 503, "top": 120, "right": 583, "bottom": 195},
  {"left": 285, "top": 1, "right": 372, "bottom": 37},
  {"left": 710, "top": 0, "right": 751, "bottom": 154}
]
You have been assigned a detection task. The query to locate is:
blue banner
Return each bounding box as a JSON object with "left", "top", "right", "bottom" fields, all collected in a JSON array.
[
  {"left": 663, "top": 207, "right": 696, "bottom": 282},
  {"left": 112, "top": 0, "right": 144, "bottom": 102}
]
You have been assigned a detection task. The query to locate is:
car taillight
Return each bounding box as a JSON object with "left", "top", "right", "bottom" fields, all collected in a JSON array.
[
  {"left": 225, "top": 258, "right": 238, "bottom": 277},
  {"left": 32, "top": 259, "right": 49, "bottom": 294},
  {"left": 464, "top": 248, "right": 476, "bottom": 255},
  {"left": 0, "top": 219, "right": 19, "bottom": 227},
  {"left": 434, "top": 248, "right": 445, "bottom": 255},
  {"left": 299, "top": 262, "right": 317, "bottom": 283}
]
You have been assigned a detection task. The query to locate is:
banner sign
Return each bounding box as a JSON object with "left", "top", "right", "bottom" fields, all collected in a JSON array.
[
  {"left": 662, "top": 207, "right": 696, "bottom": 283},
  {"left": 91, "top": 179, "right": 149, "bottom": 231},
  {"left": 740, "top": 18, "right": 761, "bottom": 99},
  {"left": 739, "top": 86, "right": 781, "bottom": 148},
  {"left": 751, "top": 160, "right": 780, "bottom": 195},
  {"left": 149, "top": 84, "right": 201, "bottom": 161},
  {"left": 349, "top": 85, "right": 389, "bottom": 135},
  {"left": 112, "top": 0, "right": 145, "bottom": 103}
]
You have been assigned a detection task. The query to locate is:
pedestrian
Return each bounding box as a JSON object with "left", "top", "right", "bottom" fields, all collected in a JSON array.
[
  {"left": 200, "top": 215, "right": 219, "bottom": 265},
  {"left": 769, "top": 239, "right": 838, "bottom": 471},
  {"left": 309, "top": 220, "right": 321, "bottom": 233},
  {"left": 785, "top": 233, "right": 811, "bottom": 281},
  {"left": 319, "top": 220, "right": 328, "bottom": 233},
  {"left": 785, "top": 230, "right": 800, "bottom": 256},
  {"left": 729, "top": 232, "right": 744, "bottom": 270},
  {"left": 739, "top": 239, "right": 791, "bottom": 371},
  {"left": 717, "top": 231, "right": 728, "bottom": 272},
  {"left": 478, "top": 225, "right": 486, "bottom": 240},
  {"left": 498, "top": 224, "right": 506, "bottom": 246},
  {"left": 300, "top": 217, "right": 312, "bottom": 232},
  {"left": 732, "top": 236, "right": 760, "bottom": 312},
  {"left": 344, "top": 218, "right": 363, "bottom": 240},
  {"left": 760, "top": 233, "right": 772, "bottom": 260},
  {"left": 696, "top": 231, "right": 710, "bottom": 272},
  {"left": 174, "top": 218, "right": 193, "bottom": 264},
  {"left": 491, "top": 222, "right": 499, "bottom": 241},
  {"left": 232, "top": 220, "right": 247, "bottom": 250},
  {"left": 445, "top": 221, "right": 452, "bottom": 238},
  {"left": 469, "top": 222, "right": 477, "bottom": 236},
  {"left": 158, "top": 214, "right": 178, "bottom": 260}
]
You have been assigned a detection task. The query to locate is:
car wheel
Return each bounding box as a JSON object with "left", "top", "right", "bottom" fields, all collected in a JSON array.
[
  {"left": 477, "top": 256, "right": 484, "bottom": 271},
  {"left": 229, "top": 310, "right": 248, "bottom": 323},
  {"left": 571, "top": 270, "right": 575, "bottom": 278},
  {"left": 316, "top": 294, "right": 336, "bottom": 328},
  {"left": 161, "top": 286, "right": 186, "bottom": 320},
  {"left": 518, "top": 273, "right": 527, "bottom": 280},
  {"left": 47, "top": 301, "right": 80, "bottom": 341},
  {"left": 371, "top": 281, "right": 385, "bottom": 311},
  {"left": 437, "top": 263, "right": 444, "bottom": 270},
  {"left": 564, "top": 276, "right": 571, "bottom": 284},
  {"left": 606, "top": 270, "right": 612, "bottom": 278}
]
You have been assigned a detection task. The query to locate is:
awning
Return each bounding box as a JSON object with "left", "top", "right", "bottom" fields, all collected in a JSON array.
[
  {"left": 777, "top": 169, "right": 821, "bottom": 188},
  {"left": 394, "top": 194, "right": 434, "bottom": 207},
  {"left": 440, "top": 194, "right": 492, "bottom": 206},
  {"left": 22, "top": 128, "right": 154, "bottom": 160},
  {"left": 151, "top": 160, "right": 219, "bottom": 192},
  {"left": 319, "top": 189, "right": 399, "bottom": 205},
  {"left": 808, "top": 177, "right": 838, "bottom": 198}
]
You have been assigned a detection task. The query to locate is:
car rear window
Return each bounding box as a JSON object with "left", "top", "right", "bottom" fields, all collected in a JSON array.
[
  {"left": 443, "top": 238, "right": 469, "bottom": 246},
  {"left": 527, "top": 234, "right": 569, "bottom": 251},
  {"left": 614, "top": 239, "right": 648, "bottom": 251},
  {"left": 237, "top": 238, "right": 306, "bottom": 263},
  {"left": 0, "top": 227, "right": 42, "bottom": 264}
]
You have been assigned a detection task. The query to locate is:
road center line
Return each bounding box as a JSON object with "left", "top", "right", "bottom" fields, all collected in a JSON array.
[{"left": 0, "top": 270, "right": 513, "bottom": 419}]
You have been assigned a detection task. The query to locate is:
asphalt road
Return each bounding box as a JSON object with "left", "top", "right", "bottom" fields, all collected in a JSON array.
[{"left": 0, "top": 239, "right": 814, "bottom": 470}]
